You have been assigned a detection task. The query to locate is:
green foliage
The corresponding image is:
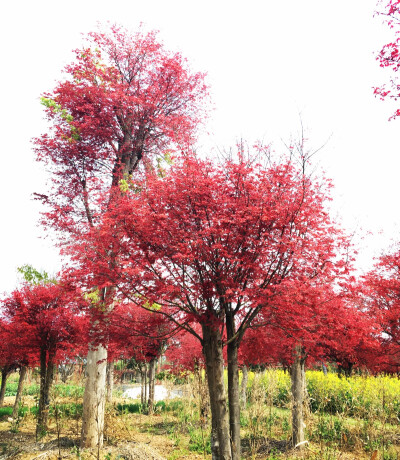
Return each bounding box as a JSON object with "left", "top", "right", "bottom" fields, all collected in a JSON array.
[
  {"left": 5, "top": 382, "right": 84, "bottom": 398},
  {"left": 52, "top": 384, "right": 85, "bottom": 398},
  {"left": 155, "top": 370, "right": 187, "bottom": 385},
  {"left": 312, "top": 415, "right": 349, "bottom": 443},
  {"left": 116, "top": 400, "right": 181, "bottom": 414},
  {"left": 17, "top": 264, "right": 53, "bottom": 285},
  {"left": 40, "top": 97, "right": 80, "bottom": 141},
  {"left": 49, "top": 402, "right": 82, "bottom": 417},
  {"left": 187, "top": 426, "right": 211, "bottom": 454},
  {"left": 0, "top": 406, "right": 34, "bottom": 418}
]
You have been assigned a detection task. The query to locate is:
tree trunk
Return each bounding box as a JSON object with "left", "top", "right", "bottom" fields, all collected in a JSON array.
[
  {"left": 144, "top": 364, "right": 148, "bottom": 407},
  {"left": 12, "top": 366, "right": 27, "bottom": 419},
  {"left": 106, "top": 361, "right": 114, "bottom": 404},
  {"left": 148, "top": 358, "right": 156, "bottom": 415},
  {"left": 0, "top": 366, "right": 11, "bottom": 407},
  {"left": 140, "top": 365, "right": 145, "bottom": 405},
  {"left": 37, "top": 349, "right": 56, "bottom": 439},
  {"left": 240, "top": 365, "right": 248, "bottom": 409},
  {"left": 81, "top": 345, "right": 107, "bottom": 448},
  {"left": 202, "top": 324, "right": 232, "bottom": 460},
  {"left": 290, "top": 347, "right": 306, "bottom": 448},
  {"left": 226, "top": 326, "right": 241, "bottom": 460}
]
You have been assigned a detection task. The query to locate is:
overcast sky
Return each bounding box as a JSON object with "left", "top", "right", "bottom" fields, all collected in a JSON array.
[{"left": 1, "top": 0, "right": 400, "bottom": 293}]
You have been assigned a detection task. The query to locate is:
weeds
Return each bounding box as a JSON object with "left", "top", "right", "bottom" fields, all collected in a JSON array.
[{"left": 2, "top": 370, "right": 400, "bottom": 459}]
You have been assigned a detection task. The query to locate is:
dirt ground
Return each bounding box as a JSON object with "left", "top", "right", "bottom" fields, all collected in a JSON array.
[
  {"left": 0, "top": 396, "right": 205, "bottom": 460},
  {"left": 0, "top": 395, "right": 392, "bottom": 460}
]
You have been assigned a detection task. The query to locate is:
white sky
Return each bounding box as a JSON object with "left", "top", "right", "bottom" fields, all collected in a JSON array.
[{"left": 1, "top": 0, "right": 400, "bottom": 293}]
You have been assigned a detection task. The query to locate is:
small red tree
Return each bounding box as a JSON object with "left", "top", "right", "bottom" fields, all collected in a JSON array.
[
  {"left": 362, "top": 244, "right": 400, "bottom": 372},
  {"left": 79, "top": 151, "right": 348, "bottom": 459},
  {"left": 0, "top": 321, "right": 21, "bottom": 406},
  {"left": 241, "top": 280, "right": 378, "bottom": 446},
  {"left": 2, "top": 281, "right": 86, "bottom": 438},
  {"left": 0, "top": 316, "right": 39, "bottom": 417},
  {"left": 108, "top": 301, "right": 173, "bottom": 413}
]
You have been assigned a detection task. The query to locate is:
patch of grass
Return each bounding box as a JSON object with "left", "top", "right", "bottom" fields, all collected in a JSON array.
[
  {"left": 187, "top": 425, "right": 211, "bottom": 454},
  {"left": 116, "top": 399, "right": 185, "bottom": 415},
  {"left": 0, "top": 406, "right": 33, "bottom": 418},
  {"left": 4, "top": 382, "right": 84, "bottom": 398},
  {"left": 50, "top": 402, "right": 82, "bottom": 417}
]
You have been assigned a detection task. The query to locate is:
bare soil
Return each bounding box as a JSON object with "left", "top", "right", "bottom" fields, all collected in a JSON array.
[{"left": 0, "top": 395, "right": 395, "bottom": 460}]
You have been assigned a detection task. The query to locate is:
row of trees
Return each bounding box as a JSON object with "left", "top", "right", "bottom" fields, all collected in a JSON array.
[
  {"left": 2, "top": 5, "right": 400, "bottom": 457},
  {"left": 1, "top": 245, "right": 399, "bottom": 454}
]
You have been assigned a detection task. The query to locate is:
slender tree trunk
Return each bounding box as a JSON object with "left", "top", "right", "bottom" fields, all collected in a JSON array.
[
  {"left": 37, "top": 349, "right": 56, "bottom": 439},
  {"left": 202, "top": 324, "right": 232, "bottom": 460},
  {"left": 37, "top": 349, "right": 47, "bottom": 438},
  {"left": 144, "top": 363, "right": 148, "bottom": 406},
  {"left": 226, "top": 331, "right": 241, "bottom": 460},
  {"left": 27, "top": 367, "right": 32, "bottom": 384},
  {"left": 0, "top": 366, "right": 11, "bottom": 407},
  {"left": 290, "top": 347, "right": 306, "bottom": 448},
  {"left": 240, "top": 365, "right": 248, "bottom": 410},
  {"left": 140, "top": 366, "right": 145, "bottom": 405},
  {"left": 12, "top": 366, "right": 27, "bottom": 419},
  {"left": 106, "top": 361, "right": 114, "bottom": 404},
  {"left": 148, "top": 358, "right": 156, "bottom": 415},
  {"left": 81, "top": 345, "right": 107, "bottom": 448}
]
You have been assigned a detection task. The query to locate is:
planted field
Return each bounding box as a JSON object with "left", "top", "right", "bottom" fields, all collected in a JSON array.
[{"left": 1, "top": 369, "right": 399, "bottom": 459}]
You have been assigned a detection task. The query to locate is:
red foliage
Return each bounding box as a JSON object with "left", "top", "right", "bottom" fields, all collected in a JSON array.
[
  {"left": 165, "top": 328, "right": 204, "bottom": 374},
  {"left": 362, "top": 244, "right": 400, "bottom": 372},
  {"left": 107, "top": 301, "right": 173, "bottom": 363},
  {"left": 239, "top": 278, "right": 379, "bottom": 373},
  {"left": 1, "top": 281, "right": 87, "bottom": 366},
  {"left": 33, "top": 24, "right": 208, "bottom": 240},
  {"left": 375, "top": 1, "right": 400, "bottom": 118},
  {"left": 0, "top": 318, "right": 35, "bottom": 371},
  {"left": 76, "top": 152, "right": 351, "bottom": 356}
]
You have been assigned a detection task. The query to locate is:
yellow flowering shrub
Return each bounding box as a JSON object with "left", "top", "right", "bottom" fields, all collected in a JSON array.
[{"left": 243, "top": 369, "right": 400, "bottom": 421}]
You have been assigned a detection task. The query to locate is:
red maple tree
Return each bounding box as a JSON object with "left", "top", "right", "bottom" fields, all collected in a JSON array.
[
  {"left": 33, "top": 24, "right": 208, "bottom": 447},
  {"left": 2, "top": 281, "right": 86, "bottom": 437},
  {"left": 362, "top": 244, "right": 400, "bottom": 372},
  {"left": 108, "top": 301, "right": 173, "bottom": 412},
  {"left": 77, "top": 150, "right": 349, "bottom": 459}
]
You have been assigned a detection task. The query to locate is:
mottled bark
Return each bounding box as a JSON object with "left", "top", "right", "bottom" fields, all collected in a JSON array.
[
  {"left": 290, "top": 347, "right": 306, "bottom": 448},
  {"left": 12, "top": 366, "right": 27, "bottom": 419},
  {"left": 81, "top": 345, "right": 107, "bottom": 448},
  {"left": 202, "top": 324, "right": 232, "bottom": 460}
]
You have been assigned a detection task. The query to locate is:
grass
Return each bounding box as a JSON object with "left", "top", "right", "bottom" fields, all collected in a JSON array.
[
  {"left": 1, "top": 369, "right": 400, "bottom": 458},
  {"left": 5, "top": 382, "right": 84, "bottom": 398}
]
